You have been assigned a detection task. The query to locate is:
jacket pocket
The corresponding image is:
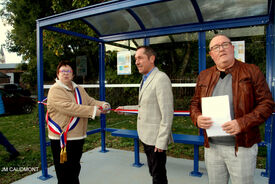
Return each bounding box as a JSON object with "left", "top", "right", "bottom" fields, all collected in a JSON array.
[{"left": 239, "top": 77, "right": 253, "bottom": 94}]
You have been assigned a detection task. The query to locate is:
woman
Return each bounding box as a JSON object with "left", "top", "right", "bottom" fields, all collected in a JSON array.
[{"left": 47, "top": 60, "right": 110, "bottom": 184}]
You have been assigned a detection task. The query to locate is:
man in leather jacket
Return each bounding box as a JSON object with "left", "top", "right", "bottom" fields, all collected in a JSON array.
[{"left": 190, "top": 34, "right": 274, "bottom": 184}]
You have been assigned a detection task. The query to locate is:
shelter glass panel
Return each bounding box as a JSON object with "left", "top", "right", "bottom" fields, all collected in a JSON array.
[
  {"left": 149, "top": 33, "right": 199, "bottom": 110},
  {"left": 149, "top": 33, "right": 199, "bottom": 80},
  {"left": 197, "top": 0, "right": 268, "bottom": 21},
  {"left": 105, "top": 40, "right": 137, "bottom": 52},
  {"left": 132, "top": 0, "right": 198, "bottom": 29},
  {"left": 84, "top": 10, "right": 141, "bottom": 35}
]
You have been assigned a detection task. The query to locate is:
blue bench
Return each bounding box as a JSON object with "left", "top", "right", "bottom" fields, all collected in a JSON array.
[
  {"left": 110, "top": 129, "right": 143, "bottom": 167},
  {"left": 173, "top": 134, "right": 204, "bottom": 177},
  {"left": 109, "top": 128, "right": 204, "bottom": 177}
]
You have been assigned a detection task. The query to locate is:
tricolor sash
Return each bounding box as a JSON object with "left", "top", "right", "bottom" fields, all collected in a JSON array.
[
  {"left": 113, "top": 108, "right": 190, "bottom": 116},
  {"left": 46, "top": 87, "right": 82, "bottom": 163}
]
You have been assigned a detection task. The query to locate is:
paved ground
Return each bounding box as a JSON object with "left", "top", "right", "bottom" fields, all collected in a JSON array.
[{"left": 12, "top": 147, "right": 268, "bottom": 184}]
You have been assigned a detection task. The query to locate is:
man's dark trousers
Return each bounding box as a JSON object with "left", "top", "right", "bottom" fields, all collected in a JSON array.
[{"left": 142, "top": 142, "right": 168, "bottom": 184}]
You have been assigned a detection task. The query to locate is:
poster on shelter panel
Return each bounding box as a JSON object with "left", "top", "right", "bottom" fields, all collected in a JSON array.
[
  {"left": 231, "top": 41, "right": 245, "bottom": 62},
  {"left": 76, "top": 55, "right": 87, "bottom": 76},
  {"left": 117, "top": 51, "right": 131, "bottom": 75}
]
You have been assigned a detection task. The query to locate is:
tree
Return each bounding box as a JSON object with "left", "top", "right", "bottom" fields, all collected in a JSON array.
[{"left": 0, "top": 0, "right": 108, "bottom": 91}]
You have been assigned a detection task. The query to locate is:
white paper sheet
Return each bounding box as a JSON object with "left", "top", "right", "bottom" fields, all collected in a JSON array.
[{"left": 201, "top": 95, "right": 231, "bottom": 137}]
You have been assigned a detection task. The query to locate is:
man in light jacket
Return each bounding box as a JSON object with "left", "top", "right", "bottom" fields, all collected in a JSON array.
[{"left": 117, "top": 46, "right": 174, "bottom": 184}]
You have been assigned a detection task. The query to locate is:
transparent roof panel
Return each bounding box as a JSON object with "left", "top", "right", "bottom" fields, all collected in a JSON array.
[
  {"left": 132, "top": 0, "right": 198, "bottom": 29},
  {"left": 197, "top": 0, "right": 268, "bottom": 21},
  {"left": 104, "top": 25, "right": 264, "bottom": 50},
  {"left": 84, "top": 10, "right": 141, "bottom": 35},
  {"left": 150, "top": 36, "right": 171, "bottom": 45},
  {"left": 205, "top": 26, "right": 265, "bottom": 40},
  {"left": 172, "top": 33, "right": 198, "bottom": 42},
  {"left": 149, "top": 33, "right": 198, "bottom": 44},
  {"left": 105, "top": 40, "right": 137, "bottom": 53}
]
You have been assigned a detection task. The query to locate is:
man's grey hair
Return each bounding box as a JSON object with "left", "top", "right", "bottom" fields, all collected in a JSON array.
[{"left": 209, "top": 34, "right": 232, "bottom": 49}]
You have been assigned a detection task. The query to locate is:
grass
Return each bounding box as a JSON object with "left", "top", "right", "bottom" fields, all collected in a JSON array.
[{"left": 0, "top": 106, "right": 268, "bottom": 184}]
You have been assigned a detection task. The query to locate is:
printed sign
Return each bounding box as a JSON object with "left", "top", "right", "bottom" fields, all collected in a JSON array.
[
  {"left": 232, "top": 41, "right": 245, "bottom": 62},
  {"left": 117, "top": 51, "right": 131, "bottom": 75}
]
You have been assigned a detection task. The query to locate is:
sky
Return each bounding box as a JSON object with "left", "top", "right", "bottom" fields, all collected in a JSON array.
[{"left": 0, "top": 2, "right": 22, "bottom": 63}]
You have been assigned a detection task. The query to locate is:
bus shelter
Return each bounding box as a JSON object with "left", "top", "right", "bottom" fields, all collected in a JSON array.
[{"left": 36, "top": 0, "right": 275, "bottom": 183}]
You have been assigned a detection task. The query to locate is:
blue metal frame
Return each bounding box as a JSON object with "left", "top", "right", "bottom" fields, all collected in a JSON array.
[
  {"left": 127, "top": 9, "right": 146, "bottom": 30},
  {"left": 133, "top": 138, "right": 143, "bottom": 167},
  {"left": 190, "top": 0, "right": 203, "bottom": 23},
  {"left": 86, "top": 128, "right": 101, "bottom": 136},
  {"left": 263, "top": 23, "right": 274, "bottom": 179},
  {"left": 270, "top": 114, "right": 275, "bottom": 184},
  {"left": 99, "top": 42, "right": 108, "bottom": 153},
  {"left": 110, "top": 129, "right": 144, "bottom": 167},
  {"left": 36, "top": 0, "right": 275, "bottom": 181},
  {"left": 144, "top": 38, "right": 150, "bottom": 46},
  {"left": 189, "top": 145, "right": 203, "bottom": 177},
  {"left": 269, "top": 7, "right": 275, "bottom": 183},
  {"left": 44, "top": 26, "right": 103, "bottom": 42},
  {"left": 198, "top": 32, "right": 206, "bottom": 72},
  {"left": 81, "top": 19, "right": 102, "bottom": 37},
  {"left": 198, "top": 32, "right": 206, "bottom": 136},
  {"left": 36, "top": 23, "right": 52, "bottom": 180}
]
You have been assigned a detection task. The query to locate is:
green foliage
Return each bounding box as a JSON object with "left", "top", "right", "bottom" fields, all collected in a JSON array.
[{"left": 0, "top": 0, "right": 111, "bottom": 90}]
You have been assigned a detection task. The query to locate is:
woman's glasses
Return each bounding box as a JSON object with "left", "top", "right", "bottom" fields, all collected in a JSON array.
[{"left": 59, "top": 70, "right": 73, "bottom": 74}]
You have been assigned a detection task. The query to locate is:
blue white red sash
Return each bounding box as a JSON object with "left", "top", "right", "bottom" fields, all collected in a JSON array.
[{"left": 46, "top": 87, "right": 82, "bottom": 163}]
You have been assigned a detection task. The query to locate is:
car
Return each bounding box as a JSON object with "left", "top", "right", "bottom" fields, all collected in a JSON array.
[
  {"left": 0, "top": 89, "right": 36, "bottom": 114},
  {"left": 0, "top": 83, "right": 31, "bottom": 96}
]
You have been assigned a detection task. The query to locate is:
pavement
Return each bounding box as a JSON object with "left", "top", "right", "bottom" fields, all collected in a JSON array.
[{"left": 12, "top": 147, "right": 269, "bottom": 184}]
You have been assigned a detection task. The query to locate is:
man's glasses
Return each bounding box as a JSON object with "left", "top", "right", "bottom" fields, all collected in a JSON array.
[
  {"left": 59, "top": 70, "right": 73, "bottom": 74},
  {"left": 210, "top": 42, "right": 232, "bottom": 52}
]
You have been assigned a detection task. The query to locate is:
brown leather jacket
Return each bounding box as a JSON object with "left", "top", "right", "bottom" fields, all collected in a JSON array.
[{"left": 190, "top": 60, "right": 274, "bottom": 148}]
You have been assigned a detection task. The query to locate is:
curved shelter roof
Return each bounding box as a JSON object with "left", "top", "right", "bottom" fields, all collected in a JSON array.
[{"left": 37, "top": 0, "right": 273, "bottom": 42}]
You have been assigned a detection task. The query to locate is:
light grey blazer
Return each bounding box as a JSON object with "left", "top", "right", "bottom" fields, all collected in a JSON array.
[{"left": 135, "top": 67, "right": 174, "bottom": 150}]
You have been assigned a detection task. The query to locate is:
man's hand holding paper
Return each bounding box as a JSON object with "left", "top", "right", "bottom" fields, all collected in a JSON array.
[
  {"left": 197, "top": 115, "right": 213, "bottom": 129},
  {"left": 222, "top": 119, "right": 241, "bottom": 135},
  {"left": 201, "top": 95, "right": 232, "bottom": 137}
]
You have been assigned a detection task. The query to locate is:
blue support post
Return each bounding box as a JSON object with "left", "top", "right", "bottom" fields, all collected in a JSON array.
[
  {"left": 36, "top": 23, "right": 52, "bottom": 180},
  {"left": 263, "top": 22, "right": 274, "bottom": 178},
  {"left": 198, "top": 32, "right": 206, "bottom": 73},
  {"left": 198, "top": 31, "right": 206, "bottom": 136},
  {"left": 99, "top": 42, "right": 108, "bottom": 153},
  {"left": 270, "top": 115, "right": 275, "bottom": 184},
  {"left": 144, "top": 38, "right": 150, "bottom": 46},
  {"left": 261, "top": 118, "right": 272, "bottom": 178},
  {"left": 133, "top": 138, "right": 143, "bottom": 167},
  {"left": 190, "top": 145, "right": 202, "bottom": 177},
  {"left": 269, "top": 12, "right": 275, "bottom": 183}
]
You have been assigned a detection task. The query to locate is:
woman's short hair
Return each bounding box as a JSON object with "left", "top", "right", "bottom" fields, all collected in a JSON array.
[{"left": 56, "top": 60, "right": 74, "bottom": 78}]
